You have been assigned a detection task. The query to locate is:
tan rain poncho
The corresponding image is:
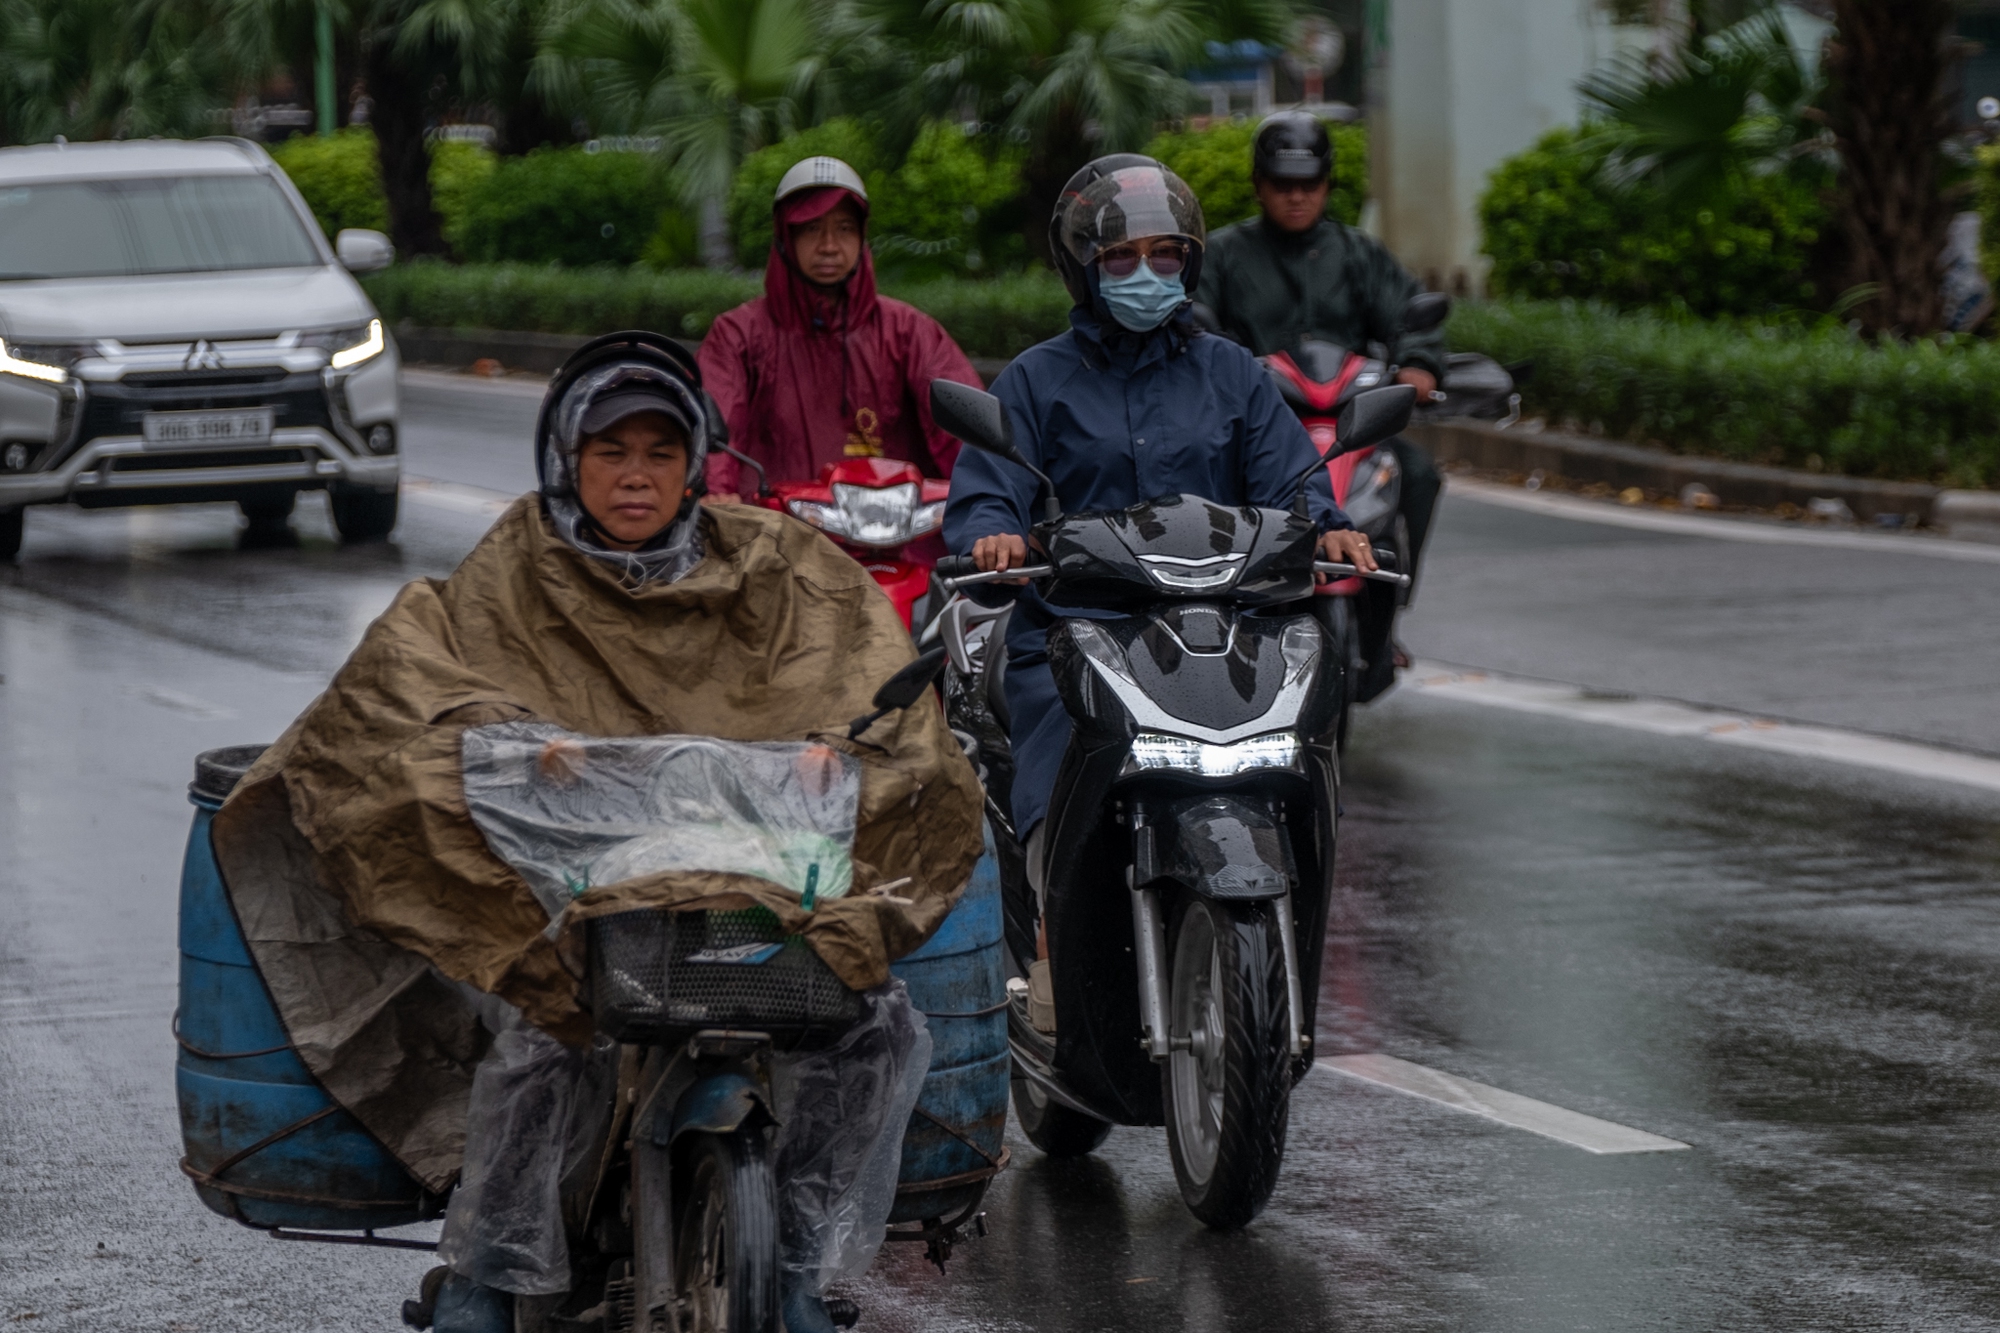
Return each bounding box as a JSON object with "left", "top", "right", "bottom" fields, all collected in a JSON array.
[{"left": 210, "top": 499, "right": 983, "bottom": 1189}]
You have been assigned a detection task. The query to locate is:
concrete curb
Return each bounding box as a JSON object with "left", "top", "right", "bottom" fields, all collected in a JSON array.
[
  {"left": 392, "top": 322, "right": 1012, "bottom": 386},
  {"left": 1407, "top": 417, "right": 1953, "bottom": 530}
]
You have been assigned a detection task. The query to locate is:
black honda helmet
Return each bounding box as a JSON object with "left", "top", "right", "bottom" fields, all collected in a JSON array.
[
  {"left": 1253, "top": 111, "right": 1333, "bottom": 182},
  {"left": 535, "top": 329, "right": 720, "bottom": 504},
  {"left": 1048, "top": 154, "right": 1207, "bottom": 306}
]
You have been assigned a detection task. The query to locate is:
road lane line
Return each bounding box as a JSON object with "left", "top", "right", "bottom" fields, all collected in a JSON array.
[
  {"left": 1447, "top": 475, "right": 2000, "bottom": 565},
  {"left": 1319, "top": 1054, "right": 1690, "bottom": 1154},
  {"left": 1405, "top": 663, "right": 2000, "bottom": 795},
  {"left": 401, "top": 475, "right": 520, "bottom": 515}
]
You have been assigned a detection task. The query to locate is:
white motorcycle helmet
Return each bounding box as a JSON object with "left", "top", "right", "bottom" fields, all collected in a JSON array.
[{"left": 774, "top": 156, "right": 870, "bottom": 210}]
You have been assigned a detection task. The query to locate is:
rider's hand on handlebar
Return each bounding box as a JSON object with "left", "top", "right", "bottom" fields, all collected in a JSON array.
[
  {"left": 1318, "top": 529, "right": 1378, "bottom": 583},
  {"left": 1396, "top": 366, "right": 1440, "bottom": 401},
  {"left": 973, "top": 533, "right": 1032, "bottom": 585}
]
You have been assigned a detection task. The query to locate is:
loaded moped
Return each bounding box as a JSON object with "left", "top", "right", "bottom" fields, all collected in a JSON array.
[
  {"left": 923, "top": 379, "right": 1411, "bottom": 1229},
  {"left": 172, "top": 656, "right": 1006, "bottom": 1333}
]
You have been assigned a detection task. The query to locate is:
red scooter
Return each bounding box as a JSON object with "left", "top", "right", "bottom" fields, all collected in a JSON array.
[{"left": 722, "top": 449, "right": 951, "bottom": 631}]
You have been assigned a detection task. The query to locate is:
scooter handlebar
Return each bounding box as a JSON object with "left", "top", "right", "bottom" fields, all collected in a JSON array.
[
  {"left": 934, "top": 554, "right": 978, "bottom": 581},
  {"left": 940, "top": 564, "right": 1056, "bottom": 589},
  {"left": 1315, "top": 561, "right": 1412, "bottom": 588}
]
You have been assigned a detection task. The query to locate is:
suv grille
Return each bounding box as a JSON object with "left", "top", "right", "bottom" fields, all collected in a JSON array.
[{"left": 59, "top": 369, "right": 336, "bottom": 464}]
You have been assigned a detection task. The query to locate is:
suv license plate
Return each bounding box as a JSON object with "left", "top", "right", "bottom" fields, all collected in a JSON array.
[{"left": 141, "top": 408, "right": 276, "bottom": 448}]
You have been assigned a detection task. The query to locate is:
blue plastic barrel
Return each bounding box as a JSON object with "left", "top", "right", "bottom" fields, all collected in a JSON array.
[
  {"left": 176, "top": 746, "right": 443, "bottom": 1231},
  {"left": 887, "top": 830, "right": 1009, "bottom": 1225}
]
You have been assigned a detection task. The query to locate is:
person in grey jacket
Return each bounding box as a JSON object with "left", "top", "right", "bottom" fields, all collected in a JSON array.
[{"left": 1196, "top": 111, "right": 1442, "bottom": 681}]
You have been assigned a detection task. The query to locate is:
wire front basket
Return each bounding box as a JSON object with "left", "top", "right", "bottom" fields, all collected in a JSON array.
[{"left": 585, "top": 907, "right": 863, "bottom": 1049}]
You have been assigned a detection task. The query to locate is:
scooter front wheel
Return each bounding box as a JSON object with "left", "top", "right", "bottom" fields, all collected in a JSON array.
[
  {"left": 676, "top": 1129, "right": 780, "bottom": 1333},
  {"left": 1162, "top": 896, "right": 1292, "bottom": 1230}
]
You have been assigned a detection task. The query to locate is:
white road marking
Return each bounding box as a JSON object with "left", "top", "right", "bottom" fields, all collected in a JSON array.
[
  {"left": 1319, "top": 1053, "right": 1690, "bottom": 1155},
  {"left": 401, "top": 475, "right": 520, "bottom": 516},
  {"left": 1405, "top": 662, "right": 2000, "bottom": 795},
  {"left": 127, "top": 685, "right": 235, "bottom": 720},
  {"left": 1447, "top": 475, "right": 2000, "bottom": 565}
]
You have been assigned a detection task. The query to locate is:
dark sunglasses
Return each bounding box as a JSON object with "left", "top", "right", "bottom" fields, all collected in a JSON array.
[{"left": 1099, "top": 241, "right": 1190, "bottom": 279}]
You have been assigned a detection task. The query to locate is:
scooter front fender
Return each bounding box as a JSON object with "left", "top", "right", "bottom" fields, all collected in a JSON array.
[{"left": 662, "top": 1073, "right": 773, "bottom": 1145}]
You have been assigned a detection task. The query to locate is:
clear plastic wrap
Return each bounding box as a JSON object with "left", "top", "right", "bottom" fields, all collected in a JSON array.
[
  {"left": 460, "top": 722, "right": 861, "bottom": 921},
  {"left": 772, "top": 982, "right": 932, "bottom": 1295},
  {"left": 437, "top": 1002, "right": 617, "bottom": 1296}
]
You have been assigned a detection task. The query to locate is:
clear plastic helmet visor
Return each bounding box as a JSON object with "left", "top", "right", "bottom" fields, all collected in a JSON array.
[{"left": 1057, "top": 165, "right": 1206, "bottom": 269}]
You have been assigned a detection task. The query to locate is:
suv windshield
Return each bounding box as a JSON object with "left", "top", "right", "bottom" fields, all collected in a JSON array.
[{"left": 0, "top": 173, "right": 322, "bottom": 280}]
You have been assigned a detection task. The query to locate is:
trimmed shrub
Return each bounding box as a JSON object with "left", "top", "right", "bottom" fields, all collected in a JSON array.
[
  {"left": 450, "top": 147, "right": 691, "bottom": 267},
  {"left": 269, "top": 129, "right": 389, "bottom": 237},
  {"left": 269, "top": 130, "right": 495, "bottom": 245},
  {"left": 361, "top": 262, "right": 1071, "bottom": 357},
  {"left": 1450, "top": 299, "right": 2000, "bottom": 487},
  {"left": 1480, "top": 127, "right": 1828, "bottom": 317},
  {"left": 1143, "top": 119, "right": 1369, "bottom": 229},
  {"left": 727, "top": 119, "right": 1027, "bottom": 277}
]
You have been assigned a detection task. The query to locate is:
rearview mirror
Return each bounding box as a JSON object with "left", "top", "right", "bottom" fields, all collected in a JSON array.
[
  {"left": 847, "top": 646, "right": 949, "bottom": 740},
  {"left": 1403, "top": 292, "right": 1451, "bottom": 335},
  {"left": 929, "top": 379, "right": 1060, "bottom": 521},
  {"left": 335, "top": 228, "right": 394, "bottom": 274},
  {"left": 1334, "top": 384, "right": 1418, "bottom": 454}
]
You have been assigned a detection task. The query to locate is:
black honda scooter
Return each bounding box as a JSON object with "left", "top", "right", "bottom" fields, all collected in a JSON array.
[{"left": 925, "top": 379, "right": 1413, "bottom": 1229}]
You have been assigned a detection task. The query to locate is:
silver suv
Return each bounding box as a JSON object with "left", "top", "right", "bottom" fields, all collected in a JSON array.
[{"left": 0, "top": 137, "right": 401, "bottom": 559}]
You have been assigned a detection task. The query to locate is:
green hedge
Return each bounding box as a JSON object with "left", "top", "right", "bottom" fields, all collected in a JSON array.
[
  {"left": 1145, "top": 119, "right": 1369, "bottom": 230},
  {"left": 1450, "top": 300, "right": 2000, "bottom": 487},
  {"left": 1479, "top": 127, "right": 1828, "bottom": 317},
  {"left": 269, "top": 129, "right": 491, "bottom": 242},
  {"left": 450, "top": 147, "right": 694, "bottom": 267},
  {"left": 362, "top": 262, "right": 1071, "bottom": 358}
]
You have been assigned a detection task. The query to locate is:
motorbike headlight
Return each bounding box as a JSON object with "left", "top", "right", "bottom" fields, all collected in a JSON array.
[
  {"left": 1340, "top": 448, "right": 1401, "bottom": 535},
  {"left": 1121, "top": 731, "right": 1304, "bottom": 778},
  {"left": 790, "top": 481, "right": 941, "bottom": 548},
  {"left": 303, "top": 319, "right": 385, "bottom": 370},
  {"left": 0, "top": 338, "right": 74, "bottom": 384}
]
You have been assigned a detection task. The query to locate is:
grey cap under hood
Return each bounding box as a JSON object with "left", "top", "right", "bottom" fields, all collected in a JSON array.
[{"left": 538, "top": 357, "right": 711, "bottom": 587}]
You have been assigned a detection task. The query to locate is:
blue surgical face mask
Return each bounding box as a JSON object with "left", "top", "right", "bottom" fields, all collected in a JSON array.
[{"left": 1098, "top": 262, "right": 1187, "bottom": 332}]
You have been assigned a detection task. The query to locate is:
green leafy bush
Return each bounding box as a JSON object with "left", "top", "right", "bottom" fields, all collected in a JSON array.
[
  {"left": 727, "top": 119, "right": 1027, "bottom": 277},
  {"left": 269, "top": 130, "right": 494, "bottom": 245},
  {"left": 269, "top": 130, "right": 389, "bottom": 237},
  {"left": 1450, "top": 299, "right": 2000, "bottom": 486},
  {"left": 362, "top": 262, "right": 1071, "bottom": 357},
  {"left": 1479, "top": 127, "right": 1828, "bottom": 317},
  {"left": 450, "top": 147, "right": 692, "bottom": 267},
  {"left": 1143, "top": 119, "right": 1369, "bottom": 229}
]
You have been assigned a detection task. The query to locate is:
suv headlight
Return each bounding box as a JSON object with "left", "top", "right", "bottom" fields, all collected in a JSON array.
[
  {"left": 302, "top": 319, "right": 385, "bottom": 370},
  {"left": 0, "top": 339, "right": 76, "bottom": 384},
  {"left": 788, "top": 481, "right": 945, "bottom": 548},
  {"left": 1121, "top": 731, "right": 1304, "bottom": 778}
]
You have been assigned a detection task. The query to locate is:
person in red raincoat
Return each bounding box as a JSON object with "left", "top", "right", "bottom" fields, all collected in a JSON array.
[{"left": 699, "top": 156, "right": 982, "bottom": 503}]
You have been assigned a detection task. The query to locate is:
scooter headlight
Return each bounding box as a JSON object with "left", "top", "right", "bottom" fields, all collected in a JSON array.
[
  {"left": 1121, "top": 732, "right": 1304, "bottom": 778},
  {"left": 789, "top": 481, "right": 944, "bottom": 548}
]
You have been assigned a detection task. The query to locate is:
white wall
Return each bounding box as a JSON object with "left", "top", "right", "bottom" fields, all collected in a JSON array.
[{"left": 1372, "top": 0, "right": 1648, "bottom": 293}]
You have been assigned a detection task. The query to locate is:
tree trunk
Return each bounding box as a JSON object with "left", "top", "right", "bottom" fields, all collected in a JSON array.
[
  {"left": 363, "top": 35, "right": 449, "bottom": 257},
  {"left": 1821, "top": 0, "right": 1962, "bottom": 337},
  {"left": 1020, "top": 102, "right": 1093, "bottom": 269}
]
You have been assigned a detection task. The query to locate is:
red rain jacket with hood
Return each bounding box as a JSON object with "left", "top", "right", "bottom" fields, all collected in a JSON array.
[{"left": 699, "top": 186, "right": 981, "bottom": 499}]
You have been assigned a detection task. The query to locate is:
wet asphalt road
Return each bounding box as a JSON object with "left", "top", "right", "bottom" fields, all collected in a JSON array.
[{"left": 3, "top": 372, "right": 1999, "bottom": 1331}]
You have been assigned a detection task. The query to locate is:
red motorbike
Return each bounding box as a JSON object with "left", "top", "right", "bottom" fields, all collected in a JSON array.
[{"left": 723, "top": 450, "right": 951, "bottom": 631}]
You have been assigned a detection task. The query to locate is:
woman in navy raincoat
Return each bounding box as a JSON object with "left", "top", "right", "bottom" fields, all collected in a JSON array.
[{"left": 944, "top": 156, "right": 1378, "bottom": 865}]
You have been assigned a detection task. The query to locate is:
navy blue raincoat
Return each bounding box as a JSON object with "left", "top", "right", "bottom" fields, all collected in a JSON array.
[{"left": 943, "top": 308, "right": 1351, "bottom": 838}]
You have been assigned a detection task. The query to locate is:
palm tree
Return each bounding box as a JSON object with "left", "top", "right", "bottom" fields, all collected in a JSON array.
[
  {"left": 536, "top": 0, "right": 826, "bottom": 266},
  {"left": 1578, "top": 7, "right": 1821, "bottom": 204},
  {"left": 1819, "top": 0, "right": 1962, "bottom": 336},
  {"left": 0, "top": 0, "right": 269, "bottom": 145},
  {"left": 837, "top": 0, "right": 1293, "bottom": 262}
]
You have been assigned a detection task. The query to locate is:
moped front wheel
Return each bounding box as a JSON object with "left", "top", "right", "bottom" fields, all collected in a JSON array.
[
  {"left": 1162, "top": 896, "right": 1292, "bottom": 1230},
  {"left": 675, "top": 1129, "right": 780, "bottom": 1333}
]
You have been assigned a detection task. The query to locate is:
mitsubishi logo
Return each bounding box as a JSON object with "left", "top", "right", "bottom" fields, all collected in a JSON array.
[{"left": 184, "top": 338, "right": 223, "bottom": 371}]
